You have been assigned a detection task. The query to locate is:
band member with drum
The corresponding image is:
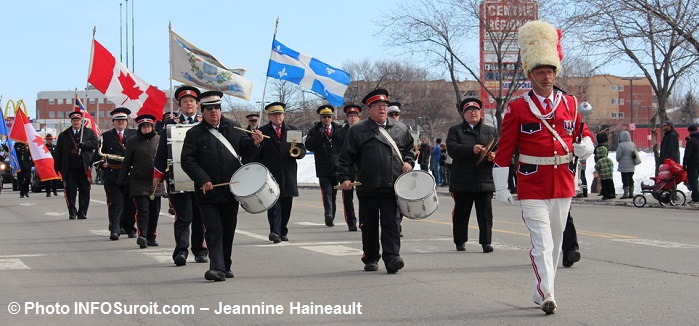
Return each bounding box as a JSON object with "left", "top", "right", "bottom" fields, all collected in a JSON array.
[
  {"left": 253, "top": 102, "right": 306, "bottom": 243},
  {"left": 337, "top": 89, "right": 415, "bottom": 274},
  {"left": 118, "top": 114, "right": 161, "bottom": 249},
  {"left": 335, "top": 104, "right": 361, "bottom": 231},
  {"left": 446, "top": 98, "right": 496, "bottom": 253},
  {"left": 153, "top": 86, "right": 208, "bottom": 266},
  {"left": 97, "top": 107, "right": 137, "bottom": 240},
  {"left": 305, "top": 105, "right": 342, "bottom": 227},
  {"left": 492, "top": 20, "right": 594, "bottom": 314},
  {"left": 181, "top": 91, "right": 263, "bottom": 282},
  {"left": 54, "top": 111, "right": 99, "bottom": 220}
]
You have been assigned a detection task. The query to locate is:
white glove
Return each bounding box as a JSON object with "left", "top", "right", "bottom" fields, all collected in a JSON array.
[
  {"left": 573, "top": 136, "right": 594, "bottom": 159},
  {"left": 493, "top": 167, "right": 515, "bottom": 205}
]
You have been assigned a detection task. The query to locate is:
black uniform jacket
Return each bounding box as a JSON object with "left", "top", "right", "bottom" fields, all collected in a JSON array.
[
  {"left": 117, "top": 132, "right": 159, "bottom": 196},
  {"left": 252, "top": 121, "right": 307, "bottom": 197},
  {"left": 98, "top": 128, "right": 137, "bottom": 166},
  {"left": 181, "top": 117, "right": 261, "bottom": 204},
  {"left": 305, "top": 121, "right": 342, "bottom": 178},
  {"left": 336, "top": 118, "right": 415, "bottom": 196},
  {"left": 54, "top": 127, "right": 99, "bottom": 176},
  {"left": 446, "top": 119, "right": 496, "bottom": 193},
  {"left": 334, "top": 122, "right": 356, "bottom": 180}
]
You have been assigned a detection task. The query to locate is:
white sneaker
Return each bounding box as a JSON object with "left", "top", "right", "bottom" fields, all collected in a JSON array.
[{"left": 541, "top": 297, "right": 557, "bottom": 315}]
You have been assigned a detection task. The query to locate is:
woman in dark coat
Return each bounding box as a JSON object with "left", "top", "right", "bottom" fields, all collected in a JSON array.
[
  {"left": 118, "top": 115, "right": 161, "bottom": 249},
  {"left": 446, "top": 98, "right": 497, "bottom": 253}
]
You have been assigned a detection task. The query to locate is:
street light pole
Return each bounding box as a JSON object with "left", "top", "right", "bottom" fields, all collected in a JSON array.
[{"left": 621, "top": 76, "right": 642, "bottom": 138}]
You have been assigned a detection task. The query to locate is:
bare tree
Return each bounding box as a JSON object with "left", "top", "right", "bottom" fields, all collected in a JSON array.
[
  {"left": 565, "top": 0, "right": 699, "bottom": 165},
  {"left": 626, "top": 0, "right": 699, "bottom": 55},
  {"left": 378, "top": 0, "right": 532, "bottom": 131}
]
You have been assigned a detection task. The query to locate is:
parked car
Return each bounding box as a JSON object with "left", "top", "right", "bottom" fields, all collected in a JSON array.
[
  {"left": 1, "top": 156, "right": 18, "bottom": 192},
  {"left": 30, "top": 167, "right": 63, "bottom": 193}
]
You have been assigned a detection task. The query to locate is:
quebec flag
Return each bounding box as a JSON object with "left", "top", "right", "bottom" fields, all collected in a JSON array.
[{"left": 267, "top": 39, "right": 351, "bottom": 106}]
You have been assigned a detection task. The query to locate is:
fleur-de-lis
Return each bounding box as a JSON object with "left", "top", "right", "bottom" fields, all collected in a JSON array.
[
  {"left": 325, "top": 67, "right": 335, "bottom": 75},
  {"left": 274, "top": 45, "right": 281, "bottom": 53},
  {"left": 277, "top": 67, "right": 288, "bottom": 78}
]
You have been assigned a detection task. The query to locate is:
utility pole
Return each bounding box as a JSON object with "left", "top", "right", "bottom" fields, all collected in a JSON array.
[{"left": 621, "top": 76, "right": 642, "bottom": 139}]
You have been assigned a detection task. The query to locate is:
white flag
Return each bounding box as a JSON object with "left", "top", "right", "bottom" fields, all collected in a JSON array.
[{"left": 170, "top": 30, "right": 253, "bottom": 100}]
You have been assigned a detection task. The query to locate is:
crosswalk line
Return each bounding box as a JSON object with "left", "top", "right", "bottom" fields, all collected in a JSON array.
[{"left": 0, "top": 258, "right": 30, "bottom": 270}]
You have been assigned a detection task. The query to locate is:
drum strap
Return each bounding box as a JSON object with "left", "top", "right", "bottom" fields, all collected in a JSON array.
[
  {"left": 378, "top": 127, "right": 404, "bottom": 164},
  {"left": 208, "top": 128, "right": 241, "bottom": 163}
]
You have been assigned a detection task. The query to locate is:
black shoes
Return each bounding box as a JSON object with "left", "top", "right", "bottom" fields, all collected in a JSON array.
[
  {"left": 364, "top": 262, "right": 379, "bottom": 271},
  {"left": 348, "top": 225, "right": 358, "bottom": 232},
  {"left": 68, "top": 215, "right": 77, "bottom": 220},
  {"left": 147, "top": 240, "right": 159, "bottom": 247},
  {"left": 109, "top": 233, "right": 120, "bottom": 241},
  {"left": 385, "top": 257, "right": 404, "bottom": 274},
  {"left": 280, "top": 235, "right": 289, "bottom": 241},
  {"left": 127, "top": 232, "right": 137, "bottom": 238},
  {"left": 204, "top": 270, "right": 226, "bottom": 282},
  {"left": 77, "top": 214, "right": 86, "bottom": 220},
  {"left": 225, "top": 271, "right": 234, "bottom": 278},
  {"left": 194, "top": 255, "right": 208, "bottom": 263},
  {"left": 46, "top": 193, "right": 51, "bottom": 197},
  {"left": 174, "top": 254, "right": 187, "bottom": 266},
  {"left": 482, "top": 244, "right": 494, "bottom": 253},
  {"left": 268, "top": 233, "right": 281, "bottom": 243},
  {"left": 325, "top": 216, "right": 334, "bottom": 227},
  {"left": 562, "top": 250, "right": 581, "bottom": 267},
  {"left": 137, "top": 236, "right": 147, "bottom": 249},
  {"left": 456, "top": 244, "right": 466, "bottom": 251},
  {"left": 53, "top": 191, "right": 58, "bottom": 196}
]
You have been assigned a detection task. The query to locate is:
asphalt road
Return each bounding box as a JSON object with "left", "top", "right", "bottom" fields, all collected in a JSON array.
[{"left": 1, "top": 186, "right": 698, "bottom": 325}]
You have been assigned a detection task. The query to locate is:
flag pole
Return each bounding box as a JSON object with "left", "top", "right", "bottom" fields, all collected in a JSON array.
[
  {"left": 259, "top": 17, "right": 279, "bottom": 125},
  {"left": 168, "top": 21, "right": 174, "bottom": 118},
  {"left": 79, "top": 27, "right": 96, "bottom": 155}
]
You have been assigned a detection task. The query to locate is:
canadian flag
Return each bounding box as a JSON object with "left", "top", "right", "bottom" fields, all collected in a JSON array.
[
  {"left": 88, "top": 39, "right": 167, "bottom": 119},
  {"left": 8, "top": 109, "right": 60, "bottom": 181}
]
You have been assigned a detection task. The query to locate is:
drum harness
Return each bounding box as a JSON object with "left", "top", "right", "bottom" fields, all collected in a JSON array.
[
  {"left": 208, "top": 128, "right": 241, "bottom": 163},
  {"left": 378, "top": 126, "right": 405, "bottom": 165}
]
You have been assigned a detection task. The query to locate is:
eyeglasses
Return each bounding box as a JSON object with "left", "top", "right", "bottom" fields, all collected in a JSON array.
[
  {"left": 388, "top": 113, "right": 400, "bottom": 117},
  {"left": 370, "top": 103, "right": 388, "bottom": 109},
  {"left": 321, "top": 115, "right": 333, "bottom": 119},
  {"left": 203, "top": 105, "right": 221, "bottom": 110}
]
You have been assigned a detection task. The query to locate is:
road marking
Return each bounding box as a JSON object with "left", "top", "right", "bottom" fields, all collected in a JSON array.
[
  {"left": 300, "top": 245, "right": 363, "bottom": 256},
  {"left": 0, "top": 258, "right": 30, "bottom": 270},
  {"left": 0, "top": 254, "right": 51, "bottom": 258},
  {"left": 135, "top": 249, "right": 175, "bottom": 263},
  {"left": 613, "top": 239, "right": 699, "bottom": 249},
  {"left": 19, "top": 203, "right": 36, "bottom": 206},
  {"left": 295, "top": 221, "right": 327, "bottom": 226},
  {"left": 90, "top": 230, "right": 111, "bottom": 237},
  {"left": 44, "top": 212, "right": 66, "bottom": 216},
  {"left": 236, "top": 229, "right": 272, "bottom": 241}
]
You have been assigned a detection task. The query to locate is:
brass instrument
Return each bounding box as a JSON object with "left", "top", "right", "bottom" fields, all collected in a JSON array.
[
  {"left": 97, "top": 141, "right": 125, "bottom": 162},
  {"left": 287, "top": 130, "right": 303, "bottom": 158}
]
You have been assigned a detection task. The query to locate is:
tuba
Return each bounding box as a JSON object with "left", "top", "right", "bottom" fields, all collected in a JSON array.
[{"left": 286, "top": 130, "right": 303, "bottom": 158}]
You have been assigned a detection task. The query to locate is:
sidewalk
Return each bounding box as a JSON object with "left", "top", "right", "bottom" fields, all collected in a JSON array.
[{"left": 299, "top": 183, "right": 698, "bottom": 210}]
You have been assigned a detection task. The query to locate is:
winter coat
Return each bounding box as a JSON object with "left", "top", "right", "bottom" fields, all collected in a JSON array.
[
  {"left": 252, "top": 121, "right": 307, "bottom": 197},
  {"left": 446, "top": 120, "right": 496, "bottom": 193},
  {"left": 615, "top": 131, "right": 637, "bottom": 173},
  {"left": 594, "top": 146, "right": 614, "bottom": 180},
  {"left": 54, "top": 127, "right": 99, "bottom": 176},
  {"left": 660, "top": 129, "right": 680, "bottom": 163},
  {"left": 683, "top": 131, "right": 699, "bottom": 168},
  {"left": 118, "top": 131, "right": 159, "bottom": 197},
  {"left": 305, "top": 120, "right": 342, "bottom": 178}
]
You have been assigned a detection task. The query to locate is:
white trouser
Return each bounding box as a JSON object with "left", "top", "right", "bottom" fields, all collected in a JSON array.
[{"left": 520, "top": 198, "right": 571, "bottom": 303}]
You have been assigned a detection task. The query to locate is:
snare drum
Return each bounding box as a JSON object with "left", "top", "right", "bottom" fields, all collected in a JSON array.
[
  {"left": 167, "top": 124, "right": 195, "bottom": 193},
  {"left": 394, "top": 170, "right": 439, "bottom": 219},
  {"left": 229, "top": 163, "right": 280, "bottom": 214}
]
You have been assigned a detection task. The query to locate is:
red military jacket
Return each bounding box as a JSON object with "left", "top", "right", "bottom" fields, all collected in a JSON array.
[{"left": 493, "top": 90, "right": 593, "bottom": 200}]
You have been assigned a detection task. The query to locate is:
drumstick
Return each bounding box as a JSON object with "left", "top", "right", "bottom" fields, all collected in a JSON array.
[
  {"left": 203, "top": 181, "right": 240, "bottom": 189},
  {"left": 234, "top": 126, "right": 271, "bottom": 139},
  {"left": 334, "top": 182, "right": 362, "bottom": 189}
]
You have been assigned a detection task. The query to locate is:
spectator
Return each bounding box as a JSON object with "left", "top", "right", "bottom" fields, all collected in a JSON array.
[
  {"left": 659, "top": 121, "right": 680, "bottom": 164},
  {"left": 430, "top": 138, "right": 442, "bottom": 185},
  {"left": 616, "top": 130, "right": 638, "bottom": 199},
  {"left": 595, "top": 146, "right": 615, "bottom": 200},
  {"left": 683, "top": 125, "right": 699, "bottom": 203}
]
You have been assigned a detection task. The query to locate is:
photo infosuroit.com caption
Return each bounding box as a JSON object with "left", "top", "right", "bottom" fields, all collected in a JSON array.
[{"left": 7, "top": 301, "right": 363, "bottom": 316}]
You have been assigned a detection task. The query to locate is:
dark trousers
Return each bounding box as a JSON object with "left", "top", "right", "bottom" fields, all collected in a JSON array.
[
  {"left": 17, "top": 168, "right": 30, "bottom": 195},
  {"left": 508, "top": 164, "right": 517, "bottom": 194},
  {"left": 120, "top": 184, "right": 137, "bottom": 235},
  {"left": 419, "top": 163, "right": 429, "bottom": 171},
  {"left": 579, "top": 168, "right": 588, "bottom": 194},
  {"left": 133, "top": 195, "right": 161, "bottom": 240},
  {"left": 621, "top": 171, "right": 635, "bottom": 192},
  {"left": 45, "top": 179, "right": 59, "bottom": 195},
  {"left": 103, "top": 169, "right": 135, "bottom": 234},
  {"left": 171, "top": 192, "right": 207, "bottom": 259},
  {"left": 199, "top": 201, "right": 238, "bottom": 273},
  {"left": 601, "top": 179, "right": 615, "bottom": 199},
  {"left": 342, "top": 189, "right": 357, "bottom": 228},
  {"left": 267, "top": 197, "right": 293, "bottom": 237},
  {"left": 562, "top": 210, "right": 579, "bottom": 259},
  {"left": 358, "top": 190, "right": 401, "bottom": 264},
  {"left": 687, "top": 165, "right": 699, "bottom": 201},
  {"left": 451, "top": 191, "right": 493, "bottom": 245},
  {"left": 63, "top": 168, "right": 91, "bottom": 217},
  {"left": 318, "top": 176, "right": 337, "bottom": 221}
]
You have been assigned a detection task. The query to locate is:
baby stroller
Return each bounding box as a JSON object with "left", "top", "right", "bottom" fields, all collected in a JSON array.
[{"left": 633, "top": 159, "right": 687, "bottom": 207}]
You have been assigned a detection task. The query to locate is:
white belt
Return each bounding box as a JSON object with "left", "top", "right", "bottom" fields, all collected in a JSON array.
[{"left": 519, "top": 153, "right": 573, "bottom": 166}]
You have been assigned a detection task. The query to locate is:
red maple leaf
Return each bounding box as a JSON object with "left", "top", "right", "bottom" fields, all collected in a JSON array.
[
  {"left": 118, "top": 71, "right": 143, "bottom": 100},
  {"left": 33, "top": 135, "right": 50, "bottom": 154}
]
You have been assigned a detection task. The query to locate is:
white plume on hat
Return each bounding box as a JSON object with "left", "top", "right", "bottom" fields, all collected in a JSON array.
[{"left": 518, "top": 20, "right": 563, "bottom": 76}]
